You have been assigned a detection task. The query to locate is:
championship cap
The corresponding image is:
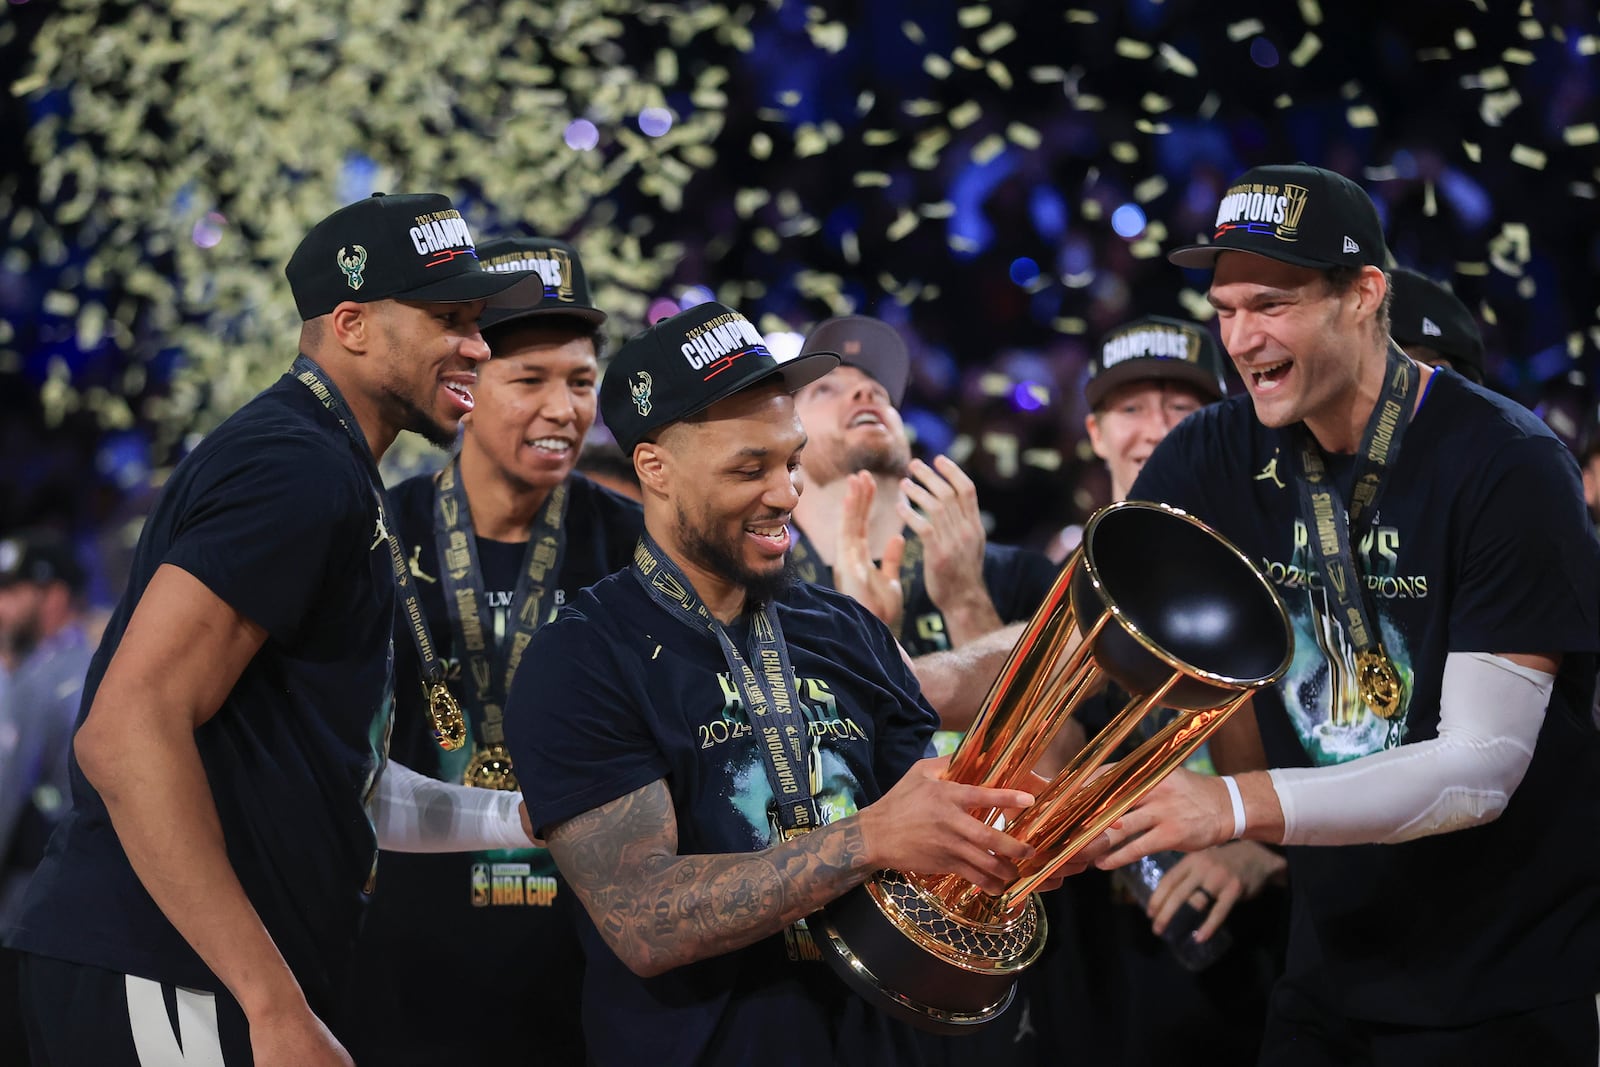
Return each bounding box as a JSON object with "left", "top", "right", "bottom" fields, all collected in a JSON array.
[
  {"left": 0, "top": 531, "right": 86, "bottom": 594},
  {"left": 285, "top": 193, "right": 543, "bottom": 321},
  {"left": 476, "top": 236, "right": 607, "bottom": 332},
  {"left": 600, "top": 302, "right": 838, "bottom": 453},
  {"left": 1085, "top": 316, "right": 1228, "bottom": 410},
  {"left": 796, "top": 316, "right": 910, "bottom": 406},
  {"left": 1387, "top": 267, "right": 1484, "bottom": 383},
  {"left": 1169, "top": 164, "right": 1388, "bottom": 271}
]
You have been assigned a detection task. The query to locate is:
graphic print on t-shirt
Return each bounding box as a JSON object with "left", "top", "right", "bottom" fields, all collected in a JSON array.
[
  {"left": 701, "top": 669, "right": 871, "bottom": 844},
  {"left": 1261, "top": 513, "right": 1425, "bottom": 765}
]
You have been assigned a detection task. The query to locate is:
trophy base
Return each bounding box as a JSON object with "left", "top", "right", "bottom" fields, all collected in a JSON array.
[{"left": 813, "top": 870, "right": 1047, "bottom": 1035}]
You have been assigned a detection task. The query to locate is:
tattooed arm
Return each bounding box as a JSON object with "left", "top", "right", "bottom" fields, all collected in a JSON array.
[{"left": 545, "top": 757, "right": 1038, "bottom": 978}]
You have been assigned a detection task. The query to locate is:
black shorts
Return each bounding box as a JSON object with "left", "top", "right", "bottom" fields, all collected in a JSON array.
[{"left": 19, "top": 953, "right": 254, "bottom": 1067}]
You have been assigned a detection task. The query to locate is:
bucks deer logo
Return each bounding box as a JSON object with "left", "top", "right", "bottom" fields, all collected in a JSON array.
[
  {"left": 338, "top": 245, "right": 368, "bottom": 291},
  {"left": 631, "top": 371, "right": 653, "bottom": 416}
]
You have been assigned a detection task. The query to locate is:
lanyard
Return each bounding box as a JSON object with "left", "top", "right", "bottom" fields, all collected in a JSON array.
[
  {"left": 432, "top": 453, "right": 569, "bottom": 749},
  {"left": 1290, "top": 344, "right": 1421, "bottom": 720},
  {"left": 291, "top": 354, "right": 466, "bottom": 750},
  {"left": 630, "top": 533, "right": 820, "bottom": 834}
]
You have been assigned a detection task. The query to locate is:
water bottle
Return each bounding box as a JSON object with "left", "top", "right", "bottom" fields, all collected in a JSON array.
[{"left": 1111, "top": 849, "right": 1234, "bottom": 972}]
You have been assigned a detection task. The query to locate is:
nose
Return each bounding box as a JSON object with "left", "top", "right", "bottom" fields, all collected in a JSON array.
[
  {"left": 765, "top": 467, "right": 802, "bottom": 512},
  {"left": 541, "top": 386, "right": 577, "bottom": 425},
  {"left": 1218, "top": 311, "right": 1259, "bottom": 365},
  {"left": 461, "top": 327, "right": 491, "bottom": 365}
]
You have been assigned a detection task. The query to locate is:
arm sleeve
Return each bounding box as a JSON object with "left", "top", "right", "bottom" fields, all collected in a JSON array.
[
  {"left": 163, "top": 438, "right": 368, "bottom": 644},
  {"left": 373, "top": 760, "right": 529, "bottom": 852},
  {"left": 1267, "top": 652, "right": 1553, "bottom": 845}
]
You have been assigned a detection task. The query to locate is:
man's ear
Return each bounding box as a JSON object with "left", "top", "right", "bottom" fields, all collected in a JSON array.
[
  {"left": 1353, "top": 265, "right": 1388, "bottom": 322},
  {"left": 634, "top": 441, "right": 669, "bottom": 497},
  {"left": 329, "top": 301, "right": 374, "bottom": 354}
]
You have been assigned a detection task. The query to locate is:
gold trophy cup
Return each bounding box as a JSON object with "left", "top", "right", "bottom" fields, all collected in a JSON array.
[{"left": 814, "top": 501, "right": 1293, "bottom": 1033}]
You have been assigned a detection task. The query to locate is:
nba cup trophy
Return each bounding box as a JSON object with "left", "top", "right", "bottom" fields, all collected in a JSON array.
[{"left": 814, "top": 501, "right": 1293, "bottom": 1033}]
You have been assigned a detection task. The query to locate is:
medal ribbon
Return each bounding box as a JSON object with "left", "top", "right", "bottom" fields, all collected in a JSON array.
[
  {"left": 1291, "top": 344, "right": 1421, "bottom": 719},
  {"left": 432, "top": 452, "right": 569, "bottom": 748},
  {"left": 630, "top": 532, "right": 820, "bottom": 834},
  {"left": 292, "top": 354, "right": 461, "bottom": 748}
]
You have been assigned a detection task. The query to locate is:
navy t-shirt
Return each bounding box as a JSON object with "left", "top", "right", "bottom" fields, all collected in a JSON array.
[
  {"left": 341, "top": 471, "right": 641, "bottom": 1065},
  {"left": 6, "top": 373, "right": 397, "bottom": 1015},
  {"left": 1129, "top": 368, "right": 1600, "bottom": 1025},
  {"left": 507, "top": 572, "right": 938, "bottom": 1067}
]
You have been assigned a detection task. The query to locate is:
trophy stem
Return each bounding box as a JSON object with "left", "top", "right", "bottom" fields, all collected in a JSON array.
[{"left": 1000, "top": 688, "right": 1254, "bottom": 905}]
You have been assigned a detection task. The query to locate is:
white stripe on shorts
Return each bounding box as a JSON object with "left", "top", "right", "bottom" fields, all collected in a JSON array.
[{"left": 125, "top": 975, "right": 226, "bottom": 1067}]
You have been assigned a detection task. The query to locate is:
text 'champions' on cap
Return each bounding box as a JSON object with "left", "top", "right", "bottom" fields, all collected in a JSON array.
[
  {"left": 1169, "top": 164, "right": 1388, "bottom": 272},
  {"left": 600, "top": 302, "right": 838, "bottom": 453},
  {"left": 285, "top": 192, "right": 543, "bottom": 321},
  {"left": 476, "top": 236, "right": 607, "bottom": 333},
  {"left": 1085, "top": 315, "right": 1229, "bottom": 410}
]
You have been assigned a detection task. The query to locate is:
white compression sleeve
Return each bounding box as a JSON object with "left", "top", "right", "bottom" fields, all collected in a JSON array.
[
  {"left": 1268, "top": 651, "right": 1554, "bottom": 846},
  {"left": 372, "top": 760, "right": 530, "bottom": 853}
]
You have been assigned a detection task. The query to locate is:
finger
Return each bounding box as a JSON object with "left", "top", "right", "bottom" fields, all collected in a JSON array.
[
  {"left": 1194, "top": 883, "right": 1241, "bottom": 942},
  {"left": 879, "top": 533, "right": 906, "bottom": 576},
  {"left": 1148, "top": 875, "right": 1194, "bottom": 933},
  {"left": 899, "top": 475, "right": 946, "bottom": 516},
  {"left": 907, "top": 457, "right": 957, "bottom": 498},
  {"left": 931, "top": 454, "right": 977, "bottom": 497},
  {"left": 896, "top": 497, "right": 933, "bottom": 538},
  {"left": 949, "top": 782, "right": 1037, "bottom": 812},
  {"left": 970, "top": 822, "right": 1035, "bottom": 863}
]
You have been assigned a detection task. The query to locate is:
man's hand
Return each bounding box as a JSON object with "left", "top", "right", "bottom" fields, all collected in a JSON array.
[
  {"left": 856, "top": 756, "right": 1037, "bottom": 895},
  {"left": 1144, "top": 840, "right": 1286, "bottom": 943},
  {"left": 249, "top": 1003, "right": 354, "bottom": 1067},
  {"left": 898, "top": 456, "right": 1001, "bottom": 644},
  {"left": 1093, "top": 768, "right": 1237, "bottom": 869},
  {"left": 831, "top": 471, "right": 905, "bottom": 631}
]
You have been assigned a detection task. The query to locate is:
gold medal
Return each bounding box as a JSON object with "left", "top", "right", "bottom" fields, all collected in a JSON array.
[
  {"left": 427, "top": 682, "right": 468, "bottom": 751},
  {"left": 464, "top": 743, "right": 519, "bottom": 791},
  {"left": 1356, "top": 648, "right": 1403, "bottom": 719}
]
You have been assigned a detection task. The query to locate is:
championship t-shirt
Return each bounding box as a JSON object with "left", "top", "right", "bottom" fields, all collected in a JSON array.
[
  {"left": 1129, "top": 368, "right": 1600, "bottom": 1025},
  {"left": 341, "top": 472, "right": 641, "bottom": 1065},
  {"left": 507, "top": 573, "right": 938, "bottom": 1067},
  {"left": 6, "top": 373, "right": 398, "bottom": 1016}
]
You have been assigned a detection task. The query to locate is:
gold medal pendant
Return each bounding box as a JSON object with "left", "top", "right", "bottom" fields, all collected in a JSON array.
[
  {"left": 1356, "top": 648, "right": 1403, "bottom": 720},
  {"left": 464, "top": 743, "right": 519, "bottom": 791},
  {"left": 427, "top": 683, "right": 468, "bottom": 751}
]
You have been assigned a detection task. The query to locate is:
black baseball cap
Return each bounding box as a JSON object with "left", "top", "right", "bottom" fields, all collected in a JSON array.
[
  {"left": 0, "top": 531, "right": 86, "bottom": 594},
  {"left": 285, "top": 193, "right": 544, "bottom": 321},
  {"left": 796, "top": 316, "right": 910, "bottom": 406},
  {"left": 1388, "top": 267, "right": 1484, "bottom": 383},
  {"left": 1085, "top": 315, "right": 1228, "bottom": 410},
  {"left": 600, "top": 302, "right": 838, "bottom": 453},
  {"left": 1169, "top": 164, "right": 1388, "bottom": 271},
  {"left": 476, "top": 236, "right": 607, "bottom": 332}
]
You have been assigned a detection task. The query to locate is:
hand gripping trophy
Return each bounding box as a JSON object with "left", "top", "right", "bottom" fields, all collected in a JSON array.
[{"left": 814, "top": 501, "right": 1294, "bottom": 1032}]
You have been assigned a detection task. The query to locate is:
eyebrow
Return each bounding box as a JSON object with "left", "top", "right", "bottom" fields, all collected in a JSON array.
[{"left": 1207, "top": 286, "right": 1298, "bottom": 309}]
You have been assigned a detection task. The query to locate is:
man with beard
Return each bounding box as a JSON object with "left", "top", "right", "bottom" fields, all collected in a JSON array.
[
  {"left": 504, "top": 301, "right": 1082, "bottom": 1067},
  {"left": 342, "top": 236, "right": 642, "bottom": 1066},
  {"left": 5, "top": 193, "right": 550, "bottom": 1067},
  {"left": 1099, "top": 164, "right": 1600, "bottom": 1065},
  {"left": 0, "top": 532, "right": 93, "bottom": 1061},
  {"left": 789, "top": 317, "right": 1058, "bottom": 739}
]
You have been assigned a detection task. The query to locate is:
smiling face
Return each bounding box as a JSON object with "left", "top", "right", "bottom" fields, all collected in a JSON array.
[
  {"left": 791, "top": 364, "right": 911, "bottom": 486},
  {"left": 1085, "top": 380, "right": 1210, "bottom": 501},
  {"left": 461, "top": 319, "right": 599, "bottom": 494},
  {"left": 1208, "top": 252, "right": 1388, "bottom": 448},
  {"left": 369, "top": 298, "right": 492, "bottom": 446},
  {"left": 639, "top": 382, "right": 806, "bottom": 612}
]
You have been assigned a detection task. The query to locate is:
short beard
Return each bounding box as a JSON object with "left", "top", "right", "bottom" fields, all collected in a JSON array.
[
  {"left": 676, "top": 506, "right": 796, "bottom": 610},
  {"left": 841, "top": 439, "right": 910, "bottom": 479},
  {"left": 388, "top": 386, "right": 459, "bottom": 448}
]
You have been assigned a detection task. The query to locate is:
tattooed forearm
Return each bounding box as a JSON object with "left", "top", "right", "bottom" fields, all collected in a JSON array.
[{"left": 546, "top": 780, "right": 875, "bottom": 978}]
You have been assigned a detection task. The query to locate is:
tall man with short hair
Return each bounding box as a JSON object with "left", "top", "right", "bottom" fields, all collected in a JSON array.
[
  {"left": 1100, "top": 163, "right": 1600, "bottom": 1065},
  {"left": 505, "top": 302, "right": 1074, "bottom": 1067},
  {"left": 6, "top": 193, "right": 548, "bottom": 1067}
]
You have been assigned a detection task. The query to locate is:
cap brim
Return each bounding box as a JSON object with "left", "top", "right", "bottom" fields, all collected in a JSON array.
[
  {"left": 480, "top": 303, "right": 608, "bottom": 333},
  {"left": 1086, "top": 358, "right": 1224, "bottom": 410},
  {"left": 1168, "top": 243, "right": 1340, "bottom": 271},
  {"left": 394, "top": 269, "right": 547, "bottom": 310}
]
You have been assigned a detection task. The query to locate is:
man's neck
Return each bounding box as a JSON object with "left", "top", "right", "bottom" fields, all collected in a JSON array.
[
  {"left": 307, "top": 351, "right": 397, "bottom": 461},
  {"left": 458, "top": 439, "right": 549, "bottom": 542},
  {"left": 792, "top": 471, "right": 904, "bottom": 564},
  {"left": 1303, "top": 344, "right": 1429, "bottom": 455}
]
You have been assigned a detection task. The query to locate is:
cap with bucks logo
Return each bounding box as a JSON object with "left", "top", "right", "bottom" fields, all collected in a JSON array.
[
  {"left": 476, "top": 236, "right": 607, "bottom": 332},
  {"left": 284, "top": 192, "right": 543, "bottom": 321},
  {"left": 600, "top": 302, "right": 837, "bottom": 454},
  {"left": 1169, "top": 163, "right": 1388, "bottom": 272}
]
